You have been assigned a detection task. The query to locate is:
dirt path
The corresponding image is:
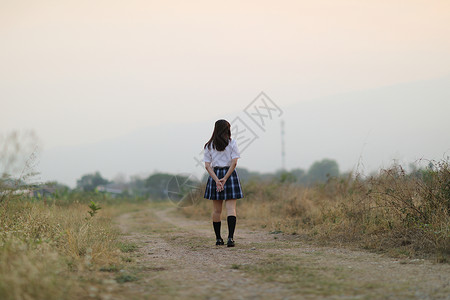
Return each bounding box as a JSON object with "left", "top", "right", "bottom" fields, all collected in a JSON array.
[{"left": 113, "top": 206, "right": 449, "bottom": 300}]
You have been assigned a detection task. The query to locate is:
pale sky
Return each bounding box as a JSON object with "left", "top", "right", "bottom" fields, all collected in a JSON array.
[{"left": 1, "top": 0, "right": 450, "bottom": 184}]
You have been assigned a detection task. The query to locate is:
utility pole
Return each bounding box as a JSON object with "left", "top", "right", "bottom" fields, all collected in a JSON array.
[{"left": 281, "top": 119, "right": 286, "bottom": 170}]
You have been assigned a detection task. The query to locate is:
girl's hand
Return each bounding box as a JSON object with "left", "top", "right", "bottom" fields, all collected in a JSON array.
[
  {"left": 215, "top": 180, "right": 224, "bottom": 192},
  {"left": 219, "top": 177, "right": 227, "bottom": 186}
]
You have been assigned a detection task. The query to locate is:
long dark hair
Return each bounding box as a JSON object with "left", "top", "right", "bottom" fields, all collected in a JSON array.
[{"left": 204, "top": 119, "right": 231, "bottom": 151}]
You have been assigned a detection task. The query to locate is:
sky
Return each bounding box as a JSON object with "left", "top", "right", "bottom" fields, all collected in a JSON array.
[{"left": 1, "top": 0, "right": 450, "bottom": 184}]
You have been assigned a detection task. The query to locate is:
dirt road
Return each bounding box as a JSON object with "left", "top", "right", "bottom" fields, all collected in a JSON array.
[{"left": 111, "top": 206, "right": 449, "bottom": 300}]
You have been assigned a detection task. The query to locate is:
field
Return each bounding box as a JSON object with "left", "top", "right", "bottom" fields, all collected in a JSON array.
[
  {"left": 0, "top": 161, "right": 449, "bottom": 299},
  {"left": 184, "top": 162, "right": 450, "bottom": 262}
]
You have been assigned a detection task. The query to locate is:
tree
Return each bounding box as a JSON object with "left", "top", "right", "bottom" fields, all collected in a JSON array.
[
  {"left": 233, "top": 167, "right": 264, "bottom": 183},
  {"left": 274, "top": 169, "right": 297, "bottom": 183},
  {"left": 307, "top": 159, "right": 339, "bottom": 184},
  {"left": 290, "top": 168, "right": 306, "bottom": 183},
  {"left": 145, "top": 173, "right": 174, "bottom": 199},
  {"left": 279, "top": 171, "right": 297, "bottom": 183},
  {"left": 76, "top": 171, "right": 109, "bottom": 192}
]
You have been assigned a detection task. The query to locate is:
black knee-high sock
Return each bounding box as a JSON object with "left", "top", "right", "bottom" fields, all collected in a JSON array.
[
  {"left": 227, "top": 216, "right": 236, "bottom": 239},
  {"left": 213, "top": 222, "right": 222, "bottom": 239}
]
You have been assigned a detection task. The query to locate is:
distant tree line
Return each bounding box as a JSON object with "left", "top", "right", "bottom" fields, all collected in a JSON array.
[
  {"left": 73, "top": 171, "right": 194, "bottom": 200},
  {"left": 202, "top": 158, "right": 341, "bottom": 185},
  {"left": 234, "top": 158, "right": 340, "bottom": 185},
  {"left": 71, "top": 158, "right": 342, "bottom": 199},
  {"left": 1, "top": 158, "right": 343, "bottom": 200},
  {"left": 4, "top": 158, "right": 442, "bottom": 203}
]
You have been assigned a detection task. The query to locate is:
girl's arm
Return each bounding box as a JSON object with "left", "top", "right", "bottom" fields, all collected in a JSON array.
[
  {"left": 219, "top": 158, "right": 238, "bottom": 183},
  {"left": 205, "top": 162, "right": 224, "bottom": 190}
]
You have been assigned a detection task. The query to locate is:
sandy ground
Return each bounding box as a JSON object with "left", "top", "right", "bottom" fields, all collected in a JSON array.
[{"left": 109, "top": 206, "right": 449, "bottom": 300}]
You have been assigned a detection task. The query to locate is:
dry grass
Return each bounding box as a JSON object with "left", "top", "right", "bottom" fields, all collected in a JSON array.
[
  {"left": 182, "top": 161, "right": 450, "bottom": 262},
  {"left": 0, "top": 199, "right": 136, "bottom": 300}
]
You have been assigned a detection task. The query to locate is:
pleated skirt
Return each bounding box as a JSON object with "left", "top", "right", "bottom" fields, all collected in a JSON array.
[{"left": 204, "top": 167, "right": 243, "bottom": 200}]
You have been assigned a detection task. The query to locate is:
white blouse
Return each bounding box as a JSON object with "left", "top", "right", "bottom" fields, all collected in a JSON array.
[{"left": 203, "top": 139, "right": 241, "bottom": 167}]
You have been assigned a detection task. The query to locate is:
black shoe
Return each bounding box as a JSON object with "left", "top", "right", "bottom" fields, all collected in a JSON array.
[
  {"left": 216, "top": 238, "right": 224, "bottom": 245},
  {"left": 227, "top": 238, "right": 235, "bottom": 247}
]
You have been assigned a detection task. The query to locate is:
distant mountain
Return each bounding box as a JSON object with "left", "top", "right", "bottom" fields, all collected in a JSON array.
[{"left": 40, "top": 76, "right": 450, "bottom": 187}]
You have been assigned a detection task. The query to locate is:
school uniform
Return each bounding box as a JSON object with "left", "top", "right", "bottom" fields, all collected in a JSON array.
[{"left": 203, "top": 139, "right": 243, "bottom": 200}]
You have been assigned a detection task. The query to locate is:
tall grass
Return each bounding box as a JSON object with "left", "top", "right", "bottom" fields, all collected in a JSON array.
[
  {"left": 0, "top": 199, "right": 122, "bottom": 300},
  {"left": 182, "top": 160, "right": 449, "bottom": 261},
  {"left": 0, "top": 131, "right": 150, "bottom": 299}
]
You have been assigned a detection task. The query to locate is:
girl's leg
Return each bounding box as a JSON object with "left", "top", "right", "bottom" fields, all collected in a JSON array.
[
  {"left": 212, "top": 200, "right": 223, "bottom": 241},
  {"left": 225, "top": 199, "right": 236, "bottom": 217},
  {"left": 212, "top": 200, "right": 223, "bottom": 222},
  {"left": 225, "top": 199, "right": 237, "bottom": 243}
]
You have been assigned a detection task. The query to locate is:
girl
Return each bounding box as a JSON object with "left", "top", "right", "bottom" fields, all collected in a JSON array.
[{"left": 203, "top": 119, "right": 243, "bottom": 247}]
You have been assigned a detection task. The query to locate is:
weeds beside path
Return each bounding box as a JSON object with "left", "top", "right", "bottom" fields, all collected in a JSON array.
[{"left": 112, "top": 205, "right": 450, "bottom": 300}]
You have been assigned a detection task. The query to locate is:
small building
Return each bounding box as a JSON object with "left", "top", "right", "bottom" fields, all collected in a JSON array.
[
  {"left": 97, "top": 183, "right": 125, "bottom": 197},
  {"left": 32, "top": 186, "right": 56, "bottom": 198}
]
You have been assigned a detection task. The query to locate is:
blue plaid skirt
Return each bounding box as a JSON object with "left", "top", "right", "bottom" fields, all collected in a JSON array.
[{"left": 204, "top": 167, "right": 243, "bottom": 200}]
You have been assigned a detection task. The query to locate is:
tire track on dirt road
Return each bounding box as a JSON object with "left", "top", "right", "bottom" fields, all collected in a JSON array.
[
  {"left": 114, "top": 206, "right": 450, "bottom": 300},
  {"left": 116, "top": 208, "right": 292, "bottom": 300}
]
